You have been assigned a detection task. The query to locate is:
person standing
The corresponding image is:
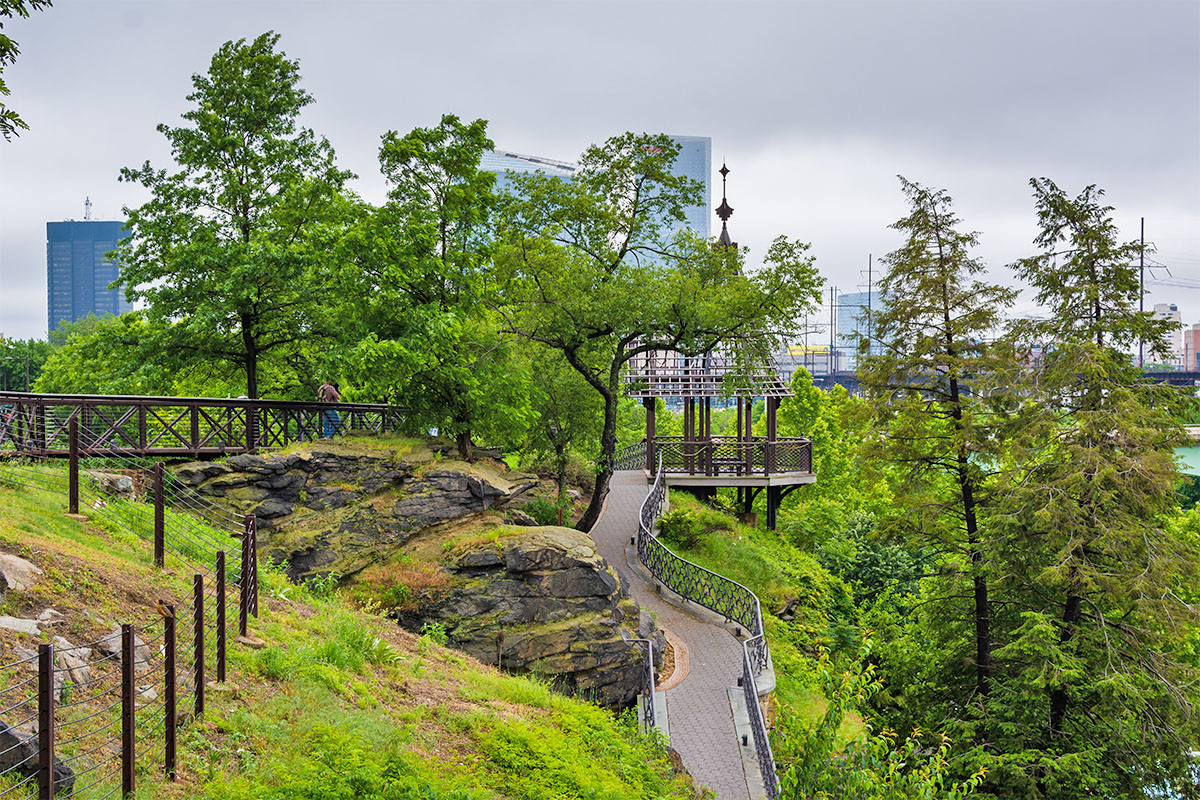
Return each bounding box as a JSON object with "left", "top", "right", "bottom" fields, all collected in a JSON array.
[{"left": 317, "top": 379, "right": 341, "bottom": 438}]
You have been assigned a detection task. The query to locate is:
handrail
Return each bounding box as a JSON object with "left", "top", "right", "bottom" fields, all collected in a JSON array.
[
  {"left": 628, "top": 638, "right": 656, "bottom": 732},
  {"left": 0, "top": 391, "right": 408, "bottom": 457},
  {"left": 633, "top": 454, "right": 779, "bottom": 797}
]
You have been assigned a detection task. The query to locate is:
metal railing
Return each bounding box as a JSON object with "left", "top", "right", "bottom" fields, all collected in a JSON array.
[
  {"left": 614, "top": 443, "right": 647, "bottom": 471},
  {"left": 634, "top": 454, "right": 779, "bottom": 797},
  {"left": 0, "top": 391, "right": 408, "bottom": 457},
  {"left": 629, "top": 638, "right": 656, "bottom": 732},
  {"left": 652, "top": 436, "right": 812, "bottom": 477}
]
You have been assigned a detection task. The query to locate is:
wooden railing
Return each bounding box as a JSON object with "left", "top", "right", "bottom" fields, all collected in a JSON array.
[{"left": 0, "top": 392, "right": 407, "bottom": 457}]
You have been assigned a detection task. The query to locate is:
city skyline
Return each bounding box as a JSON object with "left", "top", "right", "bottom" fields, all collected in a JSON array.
[{"left": 0, "top": 0, "right": 1196, "bottom": 341}]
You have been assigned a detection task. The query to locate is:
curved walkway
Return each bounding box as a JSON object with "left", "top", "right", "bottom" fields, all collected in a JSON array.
[{"left": 592, "top": 470, "right": 752, "bottom": 800}]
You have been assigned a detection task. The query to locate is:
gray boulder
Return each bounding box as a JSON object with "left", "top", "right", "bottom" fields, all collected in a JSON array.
[
  {"left": 0, "top": 553, "right": 41, "bottom": 592},
  {"left": 0, "top": 720, "right": 75, "bottom": 795}
]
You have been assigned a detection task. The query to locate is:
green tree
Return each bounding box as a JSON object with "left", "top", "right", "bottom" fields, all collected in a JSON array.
[
  {"left": 347, "top": 114, "right": 528, "bottom": 458},
  {"left": 0, "top": 0, "right": 50, "bottom": 140},
  {"left": 116, "top": 31, "right": 355, "bottom": 399},
  {"left": 525, "top": 345, "right": 603, "bottom": 498},
  {"left": 0, "top": 334, "right": 51, "bottom": 391},
  {"left": 988, "top": 178, "right": 1200, "bottom": 794},
  {"left": 858, "top": 178, "right": 1017, "bottom": 699},
  {"left": 496, "top": 132, "right": 822, "bottom": 531},
  {"left": 34, "top": 314, "right": 177, "bottom": 395}
]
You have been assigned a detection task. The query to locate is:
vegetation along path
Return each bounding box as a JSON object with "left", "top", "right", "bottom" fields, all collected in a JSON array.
[{"left": 591, "top": 469, "right": 753, "bottom": 800}]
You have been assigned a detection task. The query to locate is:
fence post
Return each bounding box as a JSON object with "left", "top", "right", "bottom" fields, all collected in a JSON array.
[
  {"left": 121, "top": 624, "right": 135, "bottom": 798},
  {"left": 164, "top": 604, "right": 176, "bottom": 781},
  {"left": 216, "top": 551, "right": 226, "bottom": 682},
  {"left": 153, "top": 462, "right": 164, "bottom": 567},
  {"left": 239, "top": 517, "right": 251, "bottom": 637},
  {"left": 68, "top": 417, "right": 79, "bottom": 515},
  {"left": 249, "top": 515, "right": 258, "bottom": 618},
  {"left": 37, "top": 643, "right": 54, "bottom": 800},
  {"left": 193, "top": 574, "right": 204, "bottom": 718}
]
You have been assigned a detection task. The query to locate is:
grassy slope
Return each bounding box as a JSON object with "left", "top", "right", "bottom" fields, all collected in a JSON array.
[
  {"left": 659, "top": 491, "right": 865, "bottom": 743},
  {"left": 0, "top": 471, "right": 699, "bottom": 800}
]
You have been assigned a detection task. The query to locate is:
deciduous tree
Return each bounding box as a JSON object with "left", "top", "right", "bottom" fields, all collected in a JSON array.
[
  {"left": 496, "top": 133, "right": 821, "bottom": 531},
  {"left": 117, "top": 31, "right": 355, "bottom": 398},
  {"left": 0, "top": 0, "right": 50, "bottom": 140}
]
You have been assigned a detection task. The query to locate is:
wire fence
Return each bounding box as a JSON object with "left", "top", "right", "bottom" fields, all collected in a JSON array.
[{"left": 0, "top": 420, "right": 259, "bottom": 798}]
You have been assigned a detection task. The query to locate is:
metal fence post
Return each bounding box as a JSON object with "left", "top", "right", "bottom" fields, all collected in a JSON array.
[
  {"left": 193, "top": 574, "right": 205, "bottom": 718},
  {"left": 153, "top": 462, "right": 165, "bottom": 567},
  {"left": 164, "top": 605, "right": 176, "bottom": 781},
  {"left": 216, "top": 551, "right": 226, "bottom": 682},
  {"left": 68, "top": 417, "right": 79, "bottom": 515},
  {"left": 249, "top": 515, "right": 258, "bottom": 618},
  {"left": 121, "top": 624, "right": 135, "bottom": 798},
  {"left": 239, "top": 519, "right": 250, "bottom": 637},
  {"left": 37, "top": 643, "right": 54, "bottom": 800}
]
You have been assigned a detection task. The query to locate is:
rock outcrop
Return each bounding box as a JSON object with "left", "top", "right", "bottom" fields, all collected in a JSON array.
[
  {"left": 395, "top": 527, "right": 663, "bottom": 708},
  {"left": 173, "top": 444, "right": 537, "bottom": 581}
]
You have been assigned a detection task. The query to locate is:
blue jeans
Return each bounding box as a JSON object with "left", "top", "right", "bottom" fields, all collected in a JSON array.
[{"left": 322, "top": 409, "right": 340, "bottom": 438}]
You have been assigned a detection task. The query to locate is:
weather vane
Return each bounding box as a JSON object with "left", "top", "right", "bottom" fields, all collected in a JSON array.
[{"left": 715, "top": 163, "right": 736, "bottom": 248}]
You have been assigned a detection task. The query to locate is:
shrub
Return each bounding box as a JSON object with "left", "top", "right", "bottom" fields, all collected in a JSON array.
[
  {"left": 523, "top": 496, "right": 562, "bottom": 526},
  {"left": 657, "top": 504, "right": 732, "bottom": 549},
  {"left": 420, "top": 621, "right": 448, "bottom": 646}
]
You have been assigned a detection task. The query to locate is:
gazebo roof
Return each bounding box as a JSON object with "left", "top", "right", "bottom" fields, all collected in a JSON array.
[{"left": 624, "top": 349, "right": 792, "bottom": 398}]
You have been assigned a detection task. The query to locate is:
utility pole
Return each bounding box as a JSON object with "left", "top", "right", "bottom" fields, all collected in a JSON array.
[
  {"left": 829, "top": 286, "right": 837, "bottom": 375},
  {"left": 1138, "top": 217, "right": 1145, "bottom": 368},
  {"left": 867, "top": 254, "right": 873, "bottom": 359}
]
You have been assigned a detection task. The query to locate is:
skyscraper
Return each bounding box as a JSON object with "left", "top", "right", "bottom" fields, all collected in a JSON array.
[
  {"left": 480, "top": 134, "right": 712, "bottom": 240},
  {"left": 46, "top": 218, "right": 131, "bottom": 333},
  {"left": 835, "top": 290, "right": 882, "bottom": 371}
]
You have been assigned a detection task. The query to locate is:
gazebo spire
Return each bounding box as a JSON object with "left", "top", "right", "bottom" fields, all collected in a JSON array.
[{"left": 715, "top": 163, "right": 736, "bottom": 248}]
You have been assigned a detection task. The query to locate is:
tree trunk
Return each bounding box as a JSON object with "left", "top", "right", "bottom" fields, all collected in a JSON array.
[
  {"left": 1050, "top": 563, "right": 1083, "bottom": 736},
  {"left": 578, "top": 393, "right": 618, "bottom": 532},
  {"left": 457, "top": 430, "right": 473, "bottom": 461}
]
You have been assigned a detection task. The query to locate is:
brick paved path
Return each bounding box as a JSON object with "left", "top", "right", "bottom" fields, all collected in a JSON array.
[{"left": 591, "top": 470, "right": 751, "bottom": 800}]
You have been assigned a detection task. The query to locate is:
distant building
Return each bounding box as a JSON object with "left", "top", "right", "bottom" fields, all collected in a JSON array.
[
  {"left": 834, "top": 290, "right": 883, "bottom": 371},
  {"left": 773, "top": 343, "right": 842, "bottom": 382},
  {"left": 46, "top": 219, "right": 131, "bottom": 333},
  {"left": 481, "top": 134, "right": 712, "bottom": 241},
  {"left": 1184, "top": 323, "right": 1200, "bottom": 370},
  {"left": 1152, "top": 302, "right": 1184, "bottom": 365}
]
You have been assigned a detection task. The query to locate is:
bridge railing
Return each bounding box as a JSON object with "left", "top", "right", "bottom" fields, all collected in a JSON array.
[
  {"left": 634, "top": 455, "right": 779, "bottom": 797},
  {"left": 0, "top": 392, "right": 407, "bottom": 457}
]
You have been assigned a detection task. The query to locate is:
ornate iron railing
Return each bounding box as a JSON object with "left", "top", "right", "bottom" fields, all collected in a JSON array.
[
  {"left": 652, "top": 435, "right": 812, "bottom": 477},
  {"left": 634, "top": 455, "right": 779, "bottom": 795},
  {"left": 0, "top": 392, "right": 407, "bottom": 457},
  {"left": 629, "top": 638, "right": 656, "bottom": 733},
  {"left": 614, "top": 442, "right": 647, "bottom": 471}
]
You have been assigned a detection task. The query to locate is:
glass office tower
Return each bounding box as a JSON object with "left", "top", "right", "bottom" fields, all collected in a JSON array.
[
  {"left": 481, "top": 134, "right": 711, "bottom": 241},
  {"left": 835, "top": 290, "right": 882, "bottom": 372},
  {"left": 46, "top": 220, "right": 131, "bottom": 333}
]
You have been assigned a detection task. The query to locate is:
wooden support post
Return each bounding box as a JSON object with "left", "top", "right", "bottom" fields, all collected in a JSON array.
[
  {"left": 138, "top": 405, "right": 147, "bottom": 454},
  {"left": 164, "top": 606, "right": 176, "bottom": 781},
  {"left": 216, "top": 551, "right": 226, "bottom": 682},
  {"left": 121, "top": 624, "right": 135, "bottom": 798},
  {"left": 193, "top": 574, "right": 204, "bottom": 718},
  {"left": 153, "top": 462, "right": 165, "bottom": 568},
  {"left": 190, "top": 405, "right": 200, "bottom": 457},
  {"left": 248, "top": 515, "right": 258, "bottom": 618},
  {"left": 767, "top": 485, "right": 781, "bottom": 530},
  {"left": 744, "top": 397, "right": 754, "bottom": 475},
  {"left": 68, "top": 417, "right": 79, "bottom": 515},
  {"left": 37, "top": 643, "right": 54, "bottom": 800}
]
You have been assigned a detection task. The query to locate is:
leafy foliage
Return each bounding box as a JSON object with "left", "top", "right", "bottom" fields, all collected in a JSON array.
[
  {"left": 117, "top": 31, "right": 356, "bottom": 398},
  {"left": 0, "top": 0, "right": 50, "bottom": 140}
]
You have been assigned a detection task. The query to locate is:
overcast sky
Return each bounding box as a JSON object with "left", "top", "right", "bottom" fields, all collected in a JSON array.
[{"left": 0, "top": 0, "right": 1197, "bottom": 342}]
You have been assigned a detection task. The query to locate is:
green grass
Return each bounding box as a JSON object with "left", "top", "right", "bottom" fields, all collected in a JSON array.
[
  {"left": 660, "top": 491, "right": 866, "bottom": 745},
  {"left": 0, "top": 465, "right": 699, "bottom": 800}
]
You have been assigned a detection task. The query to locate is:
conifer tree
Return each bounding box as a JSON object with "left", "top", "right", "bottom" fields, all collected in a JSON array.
[
  {"left": 858, "top": 177, "right": 1016, "bottom": 699},
  {"left": 992, "top": 178, "right": 1199, "bottom": 795}
]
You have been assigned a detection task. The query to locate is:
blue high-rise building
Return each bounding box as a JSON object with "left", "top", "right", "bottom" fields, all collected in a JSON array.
[
  {"left": 835, "top": 290, "right": 882, "bottom": 371},
  {"left": 46, "top": 219, "right": 131, "bottom": 333},
  {"left": 481, "top": 134, "right": 711, "bottom": 241},
  {"left": 664, "top": 134, "right": 711, "bottom": 241}
]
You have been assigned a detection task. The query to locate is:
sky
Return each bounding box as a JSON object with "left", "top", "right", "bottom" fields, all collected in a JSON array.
[{"left": 0, "top": 0, "right": 1197, "bottom": 343}]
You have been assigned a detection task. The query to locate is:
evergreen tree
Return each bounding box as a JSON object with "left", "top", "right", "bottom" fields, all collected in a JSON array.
[
  {"left": 988, "top": 178, "right": 1200, "bottom": 795},
  {"left": 858, "top": 177, "right": 1016, "bottom": 700}
]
